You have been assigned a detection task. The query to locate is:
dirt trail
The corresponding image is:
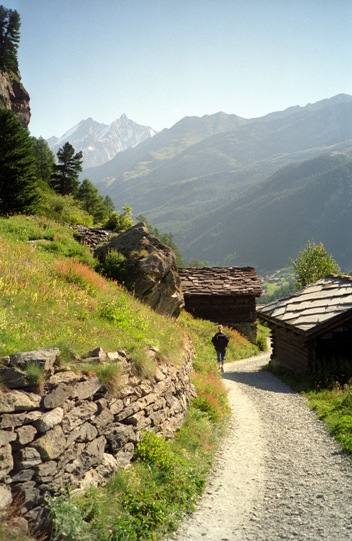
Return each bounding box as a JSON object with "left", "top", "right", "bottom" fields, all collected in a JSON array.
[{"left": 166, "top": 351, "right": 352, "bottom": 541}]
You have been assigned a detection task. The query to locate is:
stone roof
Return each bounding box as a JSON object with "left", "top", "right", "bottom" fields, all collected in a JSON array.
[
  {"left": 178, "top": 266, "right": 262, "bottom": 296},
  {"left": 257, "top": 274, "right": 352, "bottom": 336}
]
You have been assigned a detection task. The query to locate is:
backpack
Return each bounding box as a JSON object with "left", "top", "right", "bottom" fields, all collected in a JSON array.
[{"left": 213, "top": 332, "right": 229, "bottom": 349}]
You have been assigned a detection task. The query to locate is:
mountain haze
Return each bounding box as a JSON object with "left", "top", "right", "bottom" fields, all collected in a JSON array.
[
  {"left": 48, "top": 114, "right": 157, "bottom": 168},
  {"left": 82, "top": 94, "right": 352, "bottom": 272}
]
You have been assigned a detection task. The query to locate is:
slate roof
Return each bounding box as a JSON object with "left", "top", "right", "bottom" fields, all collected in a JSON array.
[
  {"left": 257, "top": 274, "right": 352, "bottom": 336},
  {"left": 178, "top": 267, "right": 262, "bottom": 296}
]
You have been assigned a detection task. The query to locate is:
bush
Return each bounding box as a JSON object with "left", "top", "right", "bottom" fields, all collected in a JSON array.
[
  {"left": 95, "top": 251, "right": 128, "bottom": 284},
  {"left": 49, "top": 495, "right": 93, "bottom": 541}
]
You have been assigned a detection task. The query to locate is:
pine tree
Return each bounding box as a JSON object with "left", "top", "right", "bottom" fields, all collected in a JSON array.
[
  {"left": 51, "top": 142, "right": 83, "bottom": 196},
  {"left": 31, "top": 136, "right": 55, "bottom": 184},
  {"left": 0, "top": 108, "right": 39, "bottom": 215},
  {"left": 0, "top": 6, "right": 20, "bottom": 72},
  {"left": 77, "top": 178, "right": 110, "bottom": 223}
]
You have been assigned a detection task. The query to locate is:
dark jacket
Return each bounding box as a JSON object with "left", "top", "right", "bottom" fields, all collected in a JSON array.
[{"left": 211, "top": 331, "right": 229, "bottom": 351}]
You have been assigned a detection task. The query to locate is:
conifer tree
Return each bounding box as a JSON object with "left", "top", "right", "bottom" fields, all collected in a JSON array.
[
  {"left": 51, "top": 142, "right": 83, "bottom": 196},
  {"left": 31, "top": 136, "right": 55, "bottom": 184},
  {"left": 77, "top": 178, "right": 111, "bottom": 223},
  {"left": 0, "top": 108, "right": 39, "bottom": 215},
  {"left": 0, "top": 6, "right": 20, "bottom": 72}
]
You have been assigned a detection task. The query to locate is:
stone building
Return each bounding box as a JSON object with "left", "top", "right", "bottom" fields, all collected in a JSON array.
[
  {"left": 178, "top": 266, "right": 262, "bottom": 342},
  {"left": 257, "top": 274, "right": 352, "bottom": 374}
]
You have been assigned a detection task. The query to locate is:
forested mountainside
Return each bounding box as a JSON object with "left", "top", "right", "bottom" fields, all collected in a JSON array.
[
  {"left": 186, "top": 154, "right": 352, "bottom": 271},
  {"left": 82, "top": 94, "right": 352, "bottom": 272}
]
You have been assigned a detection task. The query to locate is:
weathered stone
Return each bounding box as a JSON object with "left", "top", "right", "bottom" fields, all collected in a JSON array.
[
  {"left": 0, "top": 443, "right": 14, "bottom": 480},
  {"left": 91, "top": 408, "right": 113, "bottom": 433},
  {"left": 87, "top": 347, "right": 108, "bottom": 361},
  {"left": 0, "top": 339, "right": 195, "bottom": 527},
  {"left": 106, "top": 351, "right": 123, "bottom": 361},
  {"left": 78, "top": 422, "right": 98, "bottom": 442},
  {"left": 34, "top": 407, "right": 63, "bottom": 433},
  {"left": 72, "top": 377, "right": 101, "bottom": 400},
  {"left": 86, "top": 435, "right": 106, "bottom": 462},
  {"left": 108, "top": 398, "right": 124, "bottom": 415},
  {"left": 32, "top": 425, "right": 66, "bottom": 460},
  {"left": 94, "top": 223, "right": 184, "bottom": 317},
  {"left": 0, "top": 484, "right": 12, "bottom": 509},
  {"left": 149, "top": 410, "right": 167, "bottom": 426},
  {"left": 0, "top": 410, "right": 42, "bottom": 429},
  {"left": 12, "top": 481, "right": 40, "bottom": 509},
  {"left": 48, "top": 371, "right": 82, "bottom": 386},
  {"left": 43, "top": 383, "right": 71, "bottom": 409},
  {"left": 16, "top": 425, "right": 37, "bottom": 445},
  {"left": 59, "top": 443, "right": 85, "bottom": 472},
  {"left": 62, "top": 402, "right": 98, "bottom": 432},
  {"left": 0, "top": 366, "right": 27, "bottom": 388},
  {"left": 74, "top": 468, "right": 100, "bottom": 493},
  {"left": 0, "top": 70, "right": 31, "bottom": 128},
  {"left": 105, "top": 423, "right": 137, "bottom": 454},
  {"left": 9, "top": 348, "right": 60, "bottom": 372},
  {"left": 0, "top": 390, "right": 41, "bottom": 413},
  {"left": 0, "top": 429, "right": 16, "bottom": 446},
  {"left": 35, "top": 460, "right": 58, "bottom": 479},
  {"left": 12, "top": 468, "right": 35, "bottom": 482},
  {"left": 114, "top": 442, "right": 135, "bottom": 469},
  {"left": 97, "top": 453, "right": 118, "bottom": 479},
  {"left": 15, "top": 447, "right": 42, "bottom": 469}
]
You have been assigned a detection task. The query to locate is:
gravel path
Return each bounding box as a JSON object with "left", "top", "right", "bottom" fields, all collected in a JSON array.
[{"left": 166, "top": 351, "right": 352, "bottom": 541}]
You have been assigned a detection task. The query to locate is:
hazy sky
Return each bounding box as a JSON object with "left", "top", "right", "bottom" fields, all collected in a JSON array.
[{"left": 4, "top": 0, "right": 352, "bottom": 138}]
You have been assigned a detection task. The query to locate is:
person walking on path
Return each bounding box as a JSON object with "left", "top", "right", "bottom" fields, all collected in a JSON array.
[{"left": 211, "top": 324, "right": 229, "bottom": 372}]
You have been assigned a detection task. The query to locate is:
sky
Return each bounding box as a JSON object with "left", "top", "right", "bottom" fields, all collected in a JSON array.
[{"left": 3, "top": 0, "right": 352, "bottom": 139}]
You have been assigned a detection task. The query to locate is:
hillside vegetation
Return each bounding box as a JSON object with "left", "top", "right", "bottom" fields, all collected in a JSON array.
[
  {"left": 83, "top": 95, "right": 352, "bottom": 271},
  {"left": 0, "top": 214, "right": 259, "bottom": 541},
  {"left": 189, "top": 153, "right": 352, "bottom": 271}
]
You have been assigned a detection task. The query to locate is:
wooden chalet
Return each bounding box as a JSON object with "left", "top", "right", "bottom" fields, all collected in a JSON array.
[
  {"left": 178, "top": 266, "right": 262, "bottom": 342},
  {"left": 257, "top": 274, "right": 352, "bottom": 374}
]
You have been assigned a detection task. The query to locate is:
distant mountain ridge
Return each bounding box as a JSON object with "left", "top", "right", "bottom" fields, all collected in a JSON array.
[
  {"left": 80, "top": 94, "right": 352, "bottom": 272},
  {"left": 47, "top": 114, "right": 158, "bottom": 168}
]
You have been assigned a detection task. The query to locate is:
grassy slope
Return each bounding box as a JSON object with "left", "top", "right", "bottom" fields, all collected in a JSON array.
[{"left": 0, "top": 215, "right": 259, "bottom": 541}]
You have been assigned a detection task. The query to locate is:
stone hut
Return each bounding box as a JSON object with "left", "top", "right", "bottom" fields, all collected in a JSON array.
[
  {"left": 257, "top": 274, "right": 352, "bottom": 374},
  {"left": 178, "top": 266, "right": 262, "bottom": 342}
]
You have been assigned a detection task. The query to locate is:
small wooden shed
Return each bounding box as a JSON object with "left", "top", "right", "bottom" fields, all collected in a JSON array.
[
  {"left": 257, "top": 274, "right": 352, "bottom": 374},
  {"left": 178, "top": 266, "right": 262, "bottom": 342}
]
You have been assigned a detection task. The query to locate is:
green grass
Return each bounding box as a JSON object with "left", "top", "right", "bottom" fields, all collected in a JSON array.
[
  {"left": 0, "top": 214, "right": 260, "bottom": 541},
  {"left": 305, "top": 384, "right": 352, "bottom": 455}
]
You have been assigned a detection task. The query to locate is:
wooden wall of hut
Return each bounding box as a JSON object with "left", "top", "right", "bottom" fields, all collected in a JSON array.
[
  {"left": 270, "top": 327, "right": 310, "bottom": 374},
  {"left": 183, "top": 294, "right": 257, "bottom": 341}
]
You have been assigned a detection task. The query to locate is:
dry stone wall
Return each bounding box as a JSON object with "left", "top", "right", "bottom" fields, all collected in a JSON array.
[{"left": 0, "top": 343, "right": 195, "bottom": 530}]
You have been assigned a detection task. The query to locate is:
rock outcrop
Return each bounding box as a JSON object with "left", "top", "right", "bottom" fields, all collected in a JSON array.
[
  {"left": 0, "top": 70, "right": 31, "bottom": 128},
  {"left": 0, "top": 342, "right": 195, "bottom": 531},
  {"left": 94, "top": 222, "right": 184, "bottom": 318}
]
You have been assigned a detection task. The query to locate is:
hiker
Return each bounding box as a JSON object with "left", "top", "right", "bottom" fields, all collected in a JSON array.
[{"left": 211, "top": 324, "right": 229, "bottom": 373}]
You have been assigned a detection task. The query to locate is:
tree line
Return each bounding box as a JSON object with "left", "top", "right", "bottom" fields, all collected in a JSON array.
[{"left": 0, "top": 106, "right": 120, "bottom": 224}]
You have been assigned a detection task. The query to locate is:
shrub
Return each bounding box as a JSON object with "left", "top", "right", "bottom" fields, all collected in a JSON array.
[
  {"left": 95, "top": 250, "right": 128, "bottom": 284},
  {"left": 48, "top": 494, "right": 93, "bottom": 541}
]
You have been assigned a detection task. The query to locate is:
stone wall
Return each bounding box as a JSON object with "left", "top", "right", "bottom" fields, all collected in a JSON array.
[{"left": 0, "top": 342, "right": 195, "bottom": 531}]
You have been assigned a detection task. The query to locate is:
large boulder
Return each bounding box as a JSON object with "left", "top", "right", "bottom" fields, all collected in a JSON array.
[{"left": 94, "top": 223, "right": 184, "bottom": 317}]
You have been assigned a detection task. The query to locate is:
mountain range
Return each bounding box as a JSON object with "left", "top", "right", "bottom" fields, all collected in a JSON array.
[
  {"left": 47, "top": 114, "right": 157, "bottom": 168},
  {"left": 66, "top": 93, "right": 352, "bottom": 273}
]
